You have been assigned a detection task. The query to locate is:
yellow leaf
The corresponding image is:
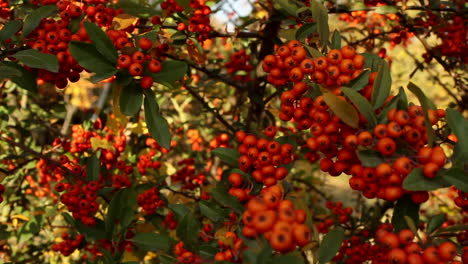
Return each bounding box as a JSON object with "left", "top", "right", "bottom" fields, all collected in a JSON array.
[
  {"left": 123, "top": 250, "right": 141, "bottom": 262},
  {"left": 187, "top": 42, "right": 206, "bottom": 64},
  {"left": 11, "top": 214, "right": 30, "bottom": 221},
  {"left": 90, "top": 137, "right": 116, "bottom": 152},
  {"left": 322, "top": 91, "right": 359, "bottom": 128},
  {"left": 112, "top": 14, "right": 138, "bottom": 30}
]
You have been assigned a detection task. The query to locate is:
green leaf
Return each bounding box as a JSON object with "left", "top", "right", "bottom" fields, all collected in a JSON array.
[
  {"left": 0, "top": 64, "right": 22, "bottom": 78},
  {"left": 295, "top": 23, "right": 316, "bottom": 41},
  {"left": 23, "top": 5, "right": 58, "bottom": 37},
  {"left": 0, "top": 20, "right": 22, "bottom": 42},
  {"left": 211, "top": 187, "right": 245, "bottom": 214},
  {"left": 105, "top": 188, "right": 137, "bottom": 232},
  {"left": 403, "top": 167, "right": 450, "bottom": 191},
  {"left": 341, "top": 87, "right": 378, "bottom": 127},
  {"left": 168, "top": 204, "right": 191, "bottom": 221},
  {"left": 362, "top": 53, "right": 381, "bottom": 72},
  {"left": 310, "top": 0, "right": 329, "bottom": 47},
  {"left": 445, "top": 108, "right": 468, "bottom": 161},
  {"left": 407, "top": 82, "right": 436, "bottom": 146},
  {"left": 120, "top": 81, "right": 143, "bottom": 116},
  {"left": 13, "top": 49, "right": 59, "bottom": 73},
  {"left": 371, "top": 60, "right": 391, "bottom": 109},
  {"left": 212, "top": 148, "right": 240, "bottom": 167},
  {"left": 322, "top": 91, "right": 359, "bottom": 128},
  {"left": 69, "top": 41, "right": 117, "bottom": 79},
  {"left": 347, "top": 69, "right": 370, "bottom": 91},
  {"left": 378, "top": 87, "right": 407, "bottom": 123},
  {"left": 83, "top": 21, "right": 118, "bottom": 64},
  {"left": 427, "top": 214, "right": 446, "bottom": 234},
  {"left": 130, "top": 232, "right": 172, "bottom": 251},
  {"left": 374, "top": 5, "right": 398, "bottom": 14},
  {"left": 176, "top": 212, "right": 201, "bottom": 244},
  {"left": 392, "top": 195, "right": 420, "bottom": 232},
  {"left": 62, "top": 213, "right": 108, "bottom": 241},
  {"left": 1, "top": 61, "right": 37, "bottom": 93},
  {"left": 442, "top": 166, "right": 468, "bottom": 192},
  {"left": 356, "top": 149, "right": 384, "bottom": 167},
  {"left": 199, "top": 201, "right": 228, "bottom": 222},
  {"left": 305, "top": 46, "right": 324, "bottom": 58},
  {"left": 112, "top": 0, "right": 158, "bottom": 17},
  {"left": 86, "top": 152, "right": 100, "bottom": 182},
  {"left": 150, "top": 60, "right": 188, "bottom": 85},
  {"left": 144, "top": 90, "right": 172, "bottom": 150},
  {"left": 330, "top": 29, "right": 341, "bottom": 49},
  {"left": 274, "top": 0, "right": 299, "bottom": 16},
  {"left": 318, "top": 226, "right": 345, "bottom": 264}
]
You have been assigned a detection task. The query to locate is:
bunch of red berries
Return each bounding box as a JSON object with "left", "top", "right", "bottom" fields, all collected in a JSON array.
[
  {"left": 137, "top": 187, "right": 165, "bottom": 214},
  {"left": 51, "top": 233, "right": 84, "bottom": 256}
]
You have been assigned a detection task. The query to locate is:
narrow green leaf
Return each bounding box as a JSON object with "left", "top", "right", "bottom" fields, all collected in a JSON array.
[
  {"left": 330, "top": 29, "right": 341, "bottom": 49},
  {"left": 211, "top": 187, "right": 245, "bottom": 214},
  {"left": 443, "top": 166, "right": 468, "bottom": 192},
  {"left": 445, "top": 108, "right": 468, "bottom": 161},
  {"left": 342, "top": 87, "right": 378, "bottom": 127},
  {"left": 305, "top": 46, "right": 323, "bottom": 58},
  {"left": 69, "top": 41, "right": 117, "bottom": 77},
  {"left": 86, "top": 152, "right": 100, "bottom": 182},
  {"left": 112, "top": 0, "right": 158, "bottom": 17},
  {"left": 23, "top": 5, "right": 58, "bottom": 37},
  {"left": 322, "top": 91, "right": 359, "bottom": 128},
  {"left": 310, "top": 0, "right": 329, "bottom": 47},
  {"left": 13, "top": 49, "right": 59, "bottom": 73},
  {"left": 356, "top": 150, "right": 384, "bottom": 167},
  {"left": 392, "top": 195, "right": 420, "bottom": 232},
  {"left": 177, "top": 212, "right": 201, "bottom": 244},
  {"left": 150, "top": 60, "right": 188, "bottom": 85},
  {"left": 130, "top": 233, "right": 172, "bottom": 251},
  {"left": 0, "top": 20, "right": 22, "bottom": 42},
  {"left": 347, "top": 69, "right": 370, "bottom": 91},
  {"left": 105, "top": 188, "right": 137, "bottom": 231},
  {"left": 144, "top": 90, "right": 171, "bottom": 149},
  {"left": 199, "top": 201, "right": 228, "bottom": 222},
  {"left": 212, "top": 148, "right": 240, "bottom": 167},
  {"left": 0, "top": 64, "right": 22, "bottom": 78},
  {"left": 374, "top": 5, "right": 398, "bottom": 14},
  {"left": 83, "top": 21, "right": 118, "bottom": 64},
  {"left": 407, "top": 82, "right": 436, "bottom": 146},
  {"left": 318, "top": 226, "right": 345, "bottom": 264},
  {"left": 378, "top": 87, "right": 407, "bottom": 123},
  {"left": 120, "top": 81, "right": 143, "bottom": 116},
  {"left": 274, "top": 0, "right": 299, "bottom": 16},
  {"left": 427, "top": 214, "right": 446, "bottom": 234},
  {"left": 371, "top": 60, "right": 391, "bottom": 109},
  {"left": 295, "top": 23, "right": 316, "bottom": 41},
  {"left": 403, "top": 167, "right": 451, "bottom": 191},
  {"left": 362, "top": 53, "right": 382, "bottom": 72}
]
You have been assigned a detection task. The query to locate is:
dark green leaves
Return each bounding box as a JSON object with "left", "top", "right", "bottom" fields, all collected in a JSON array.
[
  {"left": 68, "top": 41, "right": 117, "bottom": 81},
  {"left": 13, "top": 49, "right": 59, "bottom": 73},
  {"left": 443, "top": 167, "right": 468, "bottom": 192},
  {"left": 150, "top": 60, "right": 188, "bottom": 86},
  {"left": 341, "top": 87, "right": 378, "bottom": 127},
  {"left": 427, "top": 214, "right": 446, "bottom": 235},
  {"left": 199, "top": 200, "right": 228, "bottom": 222},
  {"left": 176, "top": 211, "right": 201, "bottom": 244},
  {"left": 403, "top": 167, "right": 450, "bottom": 191},
  {"left": 130, "top": 233, "right": 172, "bottom": 251},
  {"left": 86, "top": 152, "right": 100, "bottom": 182},
  {"left": 310, "top": 0, "right": 329, "bottom": 47},
  {"left": 0, "top": 20, "right": 22, "bottom": 42},
  {"left": 318, "top": 226, "right": 345, "bottom": 264},
  {"left": 347, "top": 69, "right": 370, "bottom": 91},
  {"left": 105, "top": 188, "right": 137, "bottom": 232},
  {"left": 120, "top": 81, "right": 143, "bottom": 116},
  {"left": 211, "top": 187, "right": 245, "bottom": 214},
  {"left": 407, "top": 82, "right": 436, "bottom": 146},
  {"left": 371, "top": 60, "right": 391, "bottom": 109},
  {"left": 0, "top": 61, "right": 37, "bottom": 92},
  {"left": 23, "top": 5, "right": 58, "bottom": 37},
  {"left": 83, "top": 21, "right": 118, "bottom": 64},
  {"left": 446, "top": 108, "right": 468, "bottom": 162},
  {"left": 144, "top": 90, "right": 172, "bottom": 150},
  {"left": 295, "top": 23, "right": 316, "bottom": 41},
  {"left": 357, "top": 150, "right": 384, "bottom": 167},
  {"left": 212, "top": 148, "right": 240, "bottom": 166},
  {"left": 0, "top": 63, "right": 22, "bottom": 78},
  {"left": 330, "top": 30, "right": 341, "bottom": 49},
  {"left": 391, "top": 195, "right": 420, "bottom": 232}
]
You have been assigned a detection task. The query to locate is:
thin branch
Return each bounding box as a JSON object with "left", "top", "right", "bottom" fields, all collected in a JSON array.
[
  {"left": 184, "top": 85, "right": 236, "bottom": 133},
  {"left": 293, "top": 177, "right": 329, "bottom": 201},
  {"left": 165, "top": 187, "right": 200, "bottom": 201}
]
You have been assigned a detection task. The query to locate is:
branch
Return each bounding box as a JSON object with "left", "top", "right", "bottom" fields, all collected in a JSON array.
[
  {"left": 293, "top": 177, "right": 329, "bottom": 200},
  {"left": 184, "top": 85, "right": 236, "bottom": 133},
  {"left": 165, "top": 187, "right": 200, "bottom": 201}
]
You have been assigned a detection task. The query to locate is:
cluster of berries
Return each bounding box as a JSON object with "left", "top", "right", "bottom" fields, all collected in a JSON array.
[
  {"left": 241, "top": 185, "right": 311, "bottom": 253},
  {"left": 137, "top": 187, "right": 164, "bottom": 214}
]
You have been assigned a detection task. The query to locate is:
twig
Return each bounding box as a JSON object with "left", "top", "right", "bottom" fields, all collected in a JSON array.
[
  {"left": 165, "top": 187, "right": 200, "bottom": 201},
  {"left": 293, "top": 177, "right": 329, "bottom": 200},
  {"left": 184, "top": 85, "right": 236, "bottom": 133}
]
